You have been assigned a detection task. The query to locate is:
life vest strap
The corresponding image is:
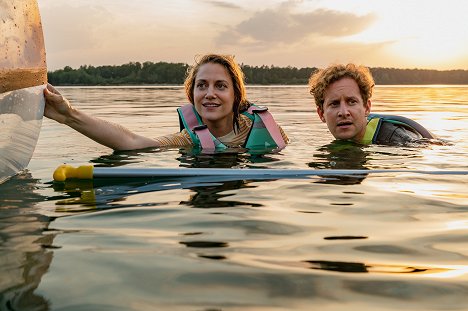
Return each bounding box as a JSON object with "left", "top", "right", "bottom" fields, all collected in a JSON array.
[
  {"left": 178, "top": 104, "right": 216, "bottom": 150},
  {"left": 247, "top": 106, "right": 286, "bottom": 149},
  {"left": 362, "top": 118, "right": 381, "bottom": 144},
  {"left": 192, "top": 125, "right": 215, "bottom": 150},
  {"left": 180, "top": 104, "right": 200, "bottom": 131}
]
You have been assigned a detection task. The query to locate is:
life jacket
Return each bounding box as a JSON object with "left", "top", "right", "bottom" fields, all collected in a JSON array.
[
  {"left": 177, "top": 103, "right": 286, "bottom": 152},
  {"left": 361, "top": 113, "right": 435, "bottom": 144}
]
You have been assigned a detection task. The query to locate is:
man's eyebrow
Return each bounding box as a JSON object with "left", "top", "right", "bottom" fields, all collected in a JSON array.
[
  {"left": 346, "top": 95, "right": 361, "bottom": 101},
  {"left": 325, "top": 97, "right": 340, "bottom": 103},
  {"left": 325, "top": 95, "right": 359, "bottom": 103}
]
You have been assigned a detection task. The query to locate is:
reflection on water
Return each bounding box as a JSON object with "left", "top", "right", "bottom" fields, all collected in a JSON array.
[
  {"left": 308, "top": 141, "right": 370, "bottom": 184},
  {"left": 2, "top": 86, "right": 468, "bottom": 310},
  {"left": 309, "top": 141, "right": 370, "bottom": 170},
  {"left": 181, "top": 180, "right": 260, "bottom": 209},
  {"left": 0, "top": 172, "right": 52, "bottom": 310},
  {"left": 50, "top": 151, "right": 276, "bottom": 210}
]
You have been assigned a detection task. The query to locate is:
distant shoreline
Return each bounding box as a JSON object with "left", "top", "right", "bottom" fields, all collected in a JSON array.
[
  {"left": 52, "top": 84, "right": 468, "bottom": 88},
  {"left": 47, "top": 62, "right": 468, "bottom": 86}
]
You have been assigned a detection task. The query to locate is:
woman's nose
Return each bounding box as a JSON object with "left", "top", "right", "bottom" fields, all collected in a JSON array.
[{"left": 205, "top": 85, "right": 216, "bottom": 98}]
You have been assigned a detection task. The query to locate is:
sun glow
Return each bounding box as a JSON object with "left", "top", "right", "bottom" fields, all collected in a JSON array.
[
  {"left": 332, "top": 0, "right": 468, "bottom": 69},
  {"left": 388, "top": 24, "right": 467, "bottom": 69},
  {"left": 39, "top": 0, "right": 468, "bottom": 70}
]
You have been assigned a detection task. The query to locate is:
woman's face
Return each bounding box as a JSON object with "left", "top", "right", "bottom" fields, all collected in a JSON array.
[{"left": 193, "top": 62, "right": 235, "bottom": 135}]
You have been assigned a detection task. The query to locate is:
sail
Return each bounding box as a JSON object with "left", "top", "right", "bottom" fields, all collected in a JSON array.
[{"left": 0, "top": 0, "right": 47, "bottom": 183}]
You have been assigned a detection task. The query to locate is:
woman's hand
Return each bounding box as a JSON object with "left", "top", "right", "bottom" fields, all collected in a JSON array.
[
  {"left": 43, "top": 83, "right": 74, "bottom": 124},
  {"left": 42, "top": 83, "right": 160, "bottom": 150}
]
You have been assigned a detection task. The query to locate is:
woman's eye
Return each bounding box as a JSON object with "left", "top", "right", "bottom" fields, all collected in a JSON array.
[
  {"left": 196, "top": 82, "right": 206, "bottom": 88},
  {"left": 216, "top": 83, "right": 227, "bottom": 89}
]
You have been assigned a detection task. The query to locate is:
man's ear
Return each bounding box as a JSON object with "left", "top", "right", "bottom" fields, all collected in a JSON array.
[
  {"left": 365, "top": 100, "right": 372, "bottom": 116},
  {"left": 317, "top": 107, "right": 326, "bottom": 123}
]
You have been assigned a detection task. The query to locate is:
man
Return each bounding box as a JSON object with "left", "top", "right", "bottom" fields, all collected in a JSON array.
[{"left": 308, "top": 63, "right": 434, "bottom": 145}]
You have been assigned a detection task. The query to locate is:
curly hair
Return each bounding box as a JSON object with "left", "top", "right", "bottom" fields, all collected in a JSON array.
[
  {"left": 308, "top": 63, "right": 375, "bottom": 111},
  {"left": 184, "top": 54, "right": 249, "bottom": 132}
]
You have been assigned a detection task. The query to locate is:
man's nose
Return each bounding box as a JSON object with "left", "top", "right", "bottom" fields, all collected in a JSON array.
[{"left": 338, "top": 101, "right": 350, "bottom": 116}]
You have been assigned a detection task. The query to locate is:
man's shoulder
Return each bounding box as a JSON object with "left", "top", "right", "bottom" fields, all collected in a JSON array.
[{"left": 375, "top": 120, "right": 422, "bottom": 145}]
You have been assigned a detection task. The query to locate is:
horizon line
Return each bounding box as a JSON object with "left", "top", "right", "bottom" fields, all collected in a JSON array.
[{"left": 46, "top": 61, "right": 468, "bottom": 73}]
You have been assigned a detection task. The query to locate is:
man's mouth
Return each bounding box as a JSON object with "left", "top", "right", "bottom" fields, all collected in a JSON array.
[{"left": 337, "top": 121, "right": 353, "bottom": 127}]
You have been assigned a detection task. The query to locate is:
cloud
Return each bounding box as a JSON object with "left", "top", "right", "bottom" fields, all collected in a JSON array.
[
  {"left": 215, "top": 3, "right": 376, "bottom": 46},
  {"left": 236, "top": 37, "right": 395, "bottom": 69},
  {"left": 203, "top": 0, "right": 243, "bottom": 10}
]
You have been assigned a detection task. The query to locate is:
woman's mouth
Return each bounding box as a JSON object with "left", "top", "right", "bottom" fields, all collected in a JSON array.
[{"left": 203, "top": 102, "right": 220, "bottom": 108}]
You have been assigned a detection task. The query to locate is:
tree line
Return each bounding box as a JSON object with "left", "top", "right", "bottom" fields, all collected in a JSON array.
[{"left": 47, "top": 61, "right": 468, "bottom": 86}]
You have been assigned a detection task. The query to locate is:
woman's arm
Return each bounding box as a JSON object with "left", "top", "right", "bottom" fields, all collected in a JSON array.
[{"left": 43, "top": 84, "right": 160, "bottom": 150}]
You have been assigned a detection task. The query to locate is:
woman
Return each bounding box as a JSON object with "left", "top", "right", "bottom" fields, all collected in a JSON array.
[{"left": 44, "top": 54, "right": 289, "bottom": 151}]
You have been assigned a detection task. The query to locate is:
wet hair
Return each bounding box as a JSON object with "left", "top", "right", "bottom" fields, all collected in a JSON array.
[
  {"left": 184, "top": 54, "right": 249, "bottom": 132},
  {"left": 308, "top": 63, "right": 375, "bottom": 111}
]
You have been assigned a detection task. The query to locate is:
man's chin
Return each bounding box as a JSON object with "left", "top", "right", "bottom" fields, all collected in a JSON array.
[{"left": 334, "top": 132, "right": 358, "bottom": 141}]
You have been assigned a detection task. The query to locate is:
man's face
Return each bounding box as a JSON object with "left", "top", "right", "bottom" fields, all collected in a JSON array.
[{"left": 317, "top": 77, "right": 371, "bottom": 142}]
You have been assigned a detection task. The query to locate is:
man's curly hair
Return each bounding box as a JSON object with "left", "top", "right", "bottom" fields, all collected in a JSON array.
[{"left": 308, "top": 64, "right": 375, "bottom": 111}]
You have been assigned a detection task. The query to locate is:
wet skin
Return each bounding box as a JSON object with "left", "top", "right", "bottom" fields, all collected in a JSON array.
[
  {"left": 317, "top": 77, "right": 371, "bottom": 142},
  {"left": 193, "top": 63, "right": 235, "bottom": 138}
]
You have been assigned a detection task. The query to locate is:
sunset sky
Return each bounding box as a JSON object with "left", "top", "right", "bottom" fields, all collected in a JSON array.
[{"left": 38, "top": 0, "right": 468, "bottom": 71}]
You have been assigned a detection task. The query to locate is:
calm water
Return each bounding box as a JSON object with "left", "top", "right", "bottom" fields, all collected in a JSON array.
[{"left": 1, "top": 85, "right": 467, "bottom": 310}]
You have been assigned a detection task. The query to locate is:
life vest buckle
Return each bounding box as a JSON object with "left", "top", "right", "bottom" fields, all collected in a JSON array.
[
  {"left": 251, "top": 106, "right": 268, "bottom": 113},
  {"left": 193, "top": 124, "right": 208, "bottom": 133}
]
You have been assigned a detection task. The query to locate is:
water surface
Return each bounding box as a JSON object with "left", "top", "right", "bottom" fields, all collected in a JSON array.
[{"left": 1, "top": 85, "right": 467, "bottom": 310}]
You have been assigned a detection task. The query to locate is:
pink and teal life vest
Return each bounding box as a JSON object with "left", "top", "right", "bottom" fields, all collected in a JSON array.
[{"left": 177, "top": 104, "right": 287, "bottom": 152}]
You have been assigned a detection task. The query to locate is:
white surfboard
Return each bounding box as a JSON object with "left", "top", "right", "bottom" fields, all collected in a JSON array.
[
  {"left": 0, "top": 0, "right": 47, "bottom": 184},
  {"left": 52, "top": 165, "right": 468, "bottom": 182}
]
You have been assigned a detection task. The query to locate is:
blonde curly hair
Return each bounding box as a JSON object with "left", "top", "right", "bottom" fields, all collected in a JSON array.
[{"left": 308, "top": 63, "right": 375, "bottom": 111}]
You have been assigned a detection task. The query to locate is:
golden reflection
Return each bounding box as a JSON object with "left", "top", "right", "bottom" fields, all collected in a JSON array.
[
  {"left": 368, "top": 175, "right": 467, "bottom": 205},
  {"left": 422, "top": 265, "right": 468, "bottom": 279},
  {"left": 377, "top": 180, "right": 452, "bottom": 198},
  {"left": 277, "top": 259, "right": 468, "bottom": 279},
  {"left": 445, "top": 220, "right": 468, "bottom": 231},
  {"left": 419, "top": 113, "right": 465, "bottom": 139}
]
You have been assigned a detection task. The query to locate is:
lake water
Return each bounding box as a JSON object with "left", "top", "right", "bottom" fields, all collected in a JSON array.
[{"left": 1, "top": 85, "right": 467, "bottom": 310}]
